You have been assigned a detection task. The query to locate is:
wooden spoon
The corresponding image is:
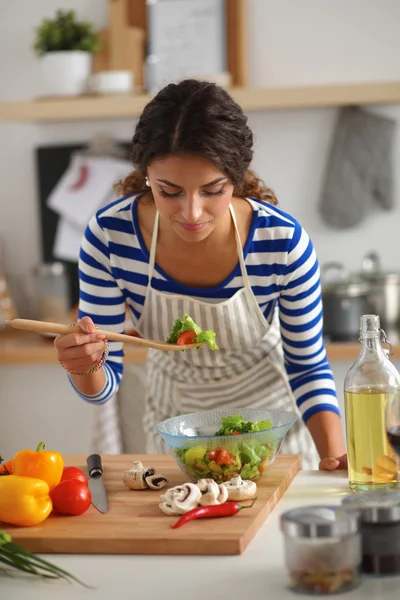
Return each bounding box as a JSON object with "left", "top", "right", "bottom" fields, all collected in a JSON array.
[{"left": 5, "top": 319, "right": 204, "bottom": 352}]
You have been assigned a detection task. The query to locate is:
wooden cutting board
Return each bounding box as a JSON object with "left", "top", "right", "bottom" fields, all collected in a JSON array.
[{"left": 5, "top": 453, "right": 301, "bottom": 556}]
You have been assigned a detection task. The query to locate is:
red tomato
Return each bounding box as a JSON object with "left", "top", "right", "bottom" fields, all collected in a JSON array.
[
  {"left": 207, "top": 450, "right": 220, "bottom": 460},
  {"left": 231, "top": 431, "right": 241, "bottom": 435},
  {"left": 61, "top": 466, "right": 88, "bottom": 485},
  {"left": 50, "top": 480, "right": 92, "bottom": 516},
  {"left": 216, "top": 449, "right": 236, "bottom": 466},
  {"left": 177, "top": 330, "right": 197, "bottom": 346}
]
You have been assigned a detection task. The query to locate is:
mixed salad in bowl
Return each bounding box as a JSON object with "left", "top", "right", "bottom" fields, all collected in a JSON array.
[{"left": 157, "top": 410, "right": 297, "bottom": 483}]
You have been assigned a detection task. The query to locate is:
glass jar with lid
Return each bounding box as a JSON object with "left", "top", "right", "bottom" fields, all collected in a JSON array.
[
  {"left": 280, "top": 506, "right": 361, "bottom": 595},
  {"left": 33, "top": 262, "right": 70, "bottom": 320},
  {"left": 342, "top": 490, "right": 400, "bottom": 576}
]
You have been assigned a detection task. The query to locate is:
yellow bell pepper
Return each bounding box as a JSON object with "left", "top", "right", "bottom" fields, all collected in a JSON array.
[
  {"left": 12, "top": 442, "right": 64, "bottom": 490},
  {"left": 0, "top": 475, "right": 52, "bottom": 526}
]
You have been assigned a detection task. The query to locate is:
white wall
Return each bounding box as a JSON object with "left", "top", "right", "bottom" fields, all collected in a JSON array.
[{"left": 1, "top": 0, "right": 400, "bottom": 457}]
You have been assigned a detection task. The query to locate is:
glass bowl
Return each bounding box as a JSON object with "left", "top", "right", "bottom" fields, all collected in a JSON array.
[{"left": 156, "top": 408, "right": 297, "bottom": 483}]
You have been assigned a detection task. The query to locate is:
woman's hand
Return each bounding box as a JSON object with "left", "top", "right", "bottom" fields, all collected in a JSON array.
[
  {"left": 319, "top": 454, "right": 348, "bottom": 471},
  {"left": 54, "top": 316, "right": 106, "bottom": 375}
]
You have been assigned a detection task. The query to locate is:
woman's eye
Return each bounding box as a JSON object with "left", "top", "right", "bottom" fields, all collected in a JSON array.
[
  {"left": 159, "top": 187, "right": 225, "bottom": 198},
  {"left": 202, "top": 188, "right": 225, "bottom": 196},
  {"left": 159, "top": 189, "right": 182, "bottom": 198}
]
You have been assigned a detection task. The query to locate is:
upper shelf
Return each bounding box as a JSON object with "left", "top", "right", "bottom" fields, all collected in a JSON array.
[{"left": 1, "top": 82, "right": 400, "bottom": 123}]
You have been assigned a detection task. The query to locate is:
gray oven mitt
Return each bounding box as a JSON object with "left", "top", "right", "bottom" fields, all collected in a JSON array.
[{"left": 319, "top": 106, "right": 396, "bottom": 228}]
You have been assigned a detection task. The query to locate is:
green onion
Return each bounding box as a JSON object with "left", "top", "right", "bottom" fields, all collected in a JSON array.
[{"left": 0, "top": 531, "right": 92, "bottom": 587}]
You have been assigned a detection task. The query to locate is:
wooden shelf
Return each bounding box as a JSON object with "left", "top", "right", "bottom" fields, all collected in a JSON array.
[
  {"left": 2, "top": 329, "right": 399, "bottom": 366},
  {"left": 1, "top": 82, "right": 400, "bottom": 123}
]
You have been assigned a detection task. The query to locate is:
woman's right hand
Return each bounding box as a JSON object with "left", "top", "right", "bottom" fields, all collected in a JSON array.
[{"left": 54, "top": 316, "right": 106, "bottom": 375}]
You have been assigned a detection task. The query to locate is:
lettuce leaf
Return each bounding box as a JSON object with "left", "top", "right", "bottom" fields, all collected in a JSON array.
[
  {"left": 252, "top": 418, "right": 273, "bottom": 432},
  {"left": 166, "top": 318, "right": 185, "bottom": 344},
  {"left": 166, "top": 314, "right": 218, "bottom": 350},
  {"left": 194, "top": 330, "right": 218, "bottom": 351}
]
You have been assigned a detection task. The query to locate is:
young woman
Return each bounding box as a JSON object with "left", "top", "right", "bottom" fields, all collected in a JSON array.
[{"left": 54, "top": 79, "right": 346, "bottom": 470}]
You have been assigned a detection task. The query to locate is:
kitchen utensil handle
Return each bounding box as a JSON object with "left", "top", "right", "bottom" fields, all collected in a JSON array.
[
  {"left": 5, "top": 318, "right": 142, "bottom": 345},
  {"left": 5, "top": 318, "right": 203, "bottom": 351},
  {"left": 87, "top": 454, "right": 103, "bottom": 478}
]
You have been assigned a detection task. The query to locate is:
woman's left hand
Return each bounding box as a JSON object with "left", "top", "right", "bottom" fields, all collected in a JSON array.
[{"left": 319, "top": 454, "right": 348, "bottom": 470}]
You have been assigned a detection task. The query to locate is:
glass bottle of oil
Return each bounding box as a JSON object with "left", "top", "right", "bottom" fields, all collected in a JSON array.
[{"left": 344, "top": 314, "right": 400, "bottom": 492}]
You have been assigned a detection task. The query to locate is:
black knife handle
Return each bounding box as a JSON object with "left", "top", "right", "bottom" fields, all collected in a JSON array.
[{"left": 87, "top": 454, "right": 103, "bottom": 478}]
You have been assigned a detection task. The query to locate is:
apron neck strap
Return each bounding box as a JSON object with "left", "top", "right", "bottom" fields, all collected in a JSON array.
[
  {"left": 148, "top": 210, "right": 159, "bottom": 280},
  {"left": 148, "top": 205, "right": 250, "bottom": 286},
  {"left": 229, "top": 203, "right": 251, "bottom": 288}
]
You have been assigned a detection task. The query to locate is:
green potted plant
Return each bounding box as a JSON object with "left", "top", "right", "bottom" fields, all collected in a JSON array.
[{"left": 33, "top": 9, "right": 101, "bottom": 97}]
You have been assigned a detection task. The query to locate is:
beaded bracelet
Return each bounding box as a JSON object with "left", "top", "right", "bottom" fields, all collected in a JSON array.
[{"left": 60, "top": 338, "right": 110, "bottom": 376}]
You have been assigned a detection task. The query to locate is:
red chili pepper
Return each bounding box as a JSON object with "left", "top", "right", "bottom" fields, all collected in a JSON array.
[{"left": 170, "top": 498, "right": 257, "bottom": 529}]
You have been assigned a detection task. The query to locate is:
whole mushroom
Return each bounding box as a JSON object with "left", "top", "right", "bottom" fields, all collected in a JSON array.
[
  {"left": 122, "top": 460, "right": 167, "bottom": 491},
  {"left": 222, "top": 475, "right": 257, "bottom": 501},
  {"left": 197, "top": 478, "right": 228, "bottom": 506},
  {"left": 159, "top": 483, "right": 201, "bottom": 516}
]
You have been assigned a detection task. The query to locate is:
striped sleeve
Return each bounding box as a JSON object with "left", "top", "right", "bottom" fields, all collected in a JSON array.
[
  {"left": 278, "top": 222, "right": 340, "bottom": 423},
  {"left": 68, "top": 213, "right": 126, "bottom": 405}
]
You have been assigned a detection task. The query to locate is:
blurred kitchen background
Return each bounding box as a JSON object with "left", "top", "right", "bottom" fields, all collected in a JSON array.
[{"left": 0, "top": 0, "right": 400, "bottom": 458}]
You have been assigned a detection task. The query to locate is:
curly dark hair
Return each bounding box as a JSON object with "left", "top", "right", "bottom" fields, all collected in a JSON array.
[{"left": 116, "top": 79, "right": 277, "bottom": 205}]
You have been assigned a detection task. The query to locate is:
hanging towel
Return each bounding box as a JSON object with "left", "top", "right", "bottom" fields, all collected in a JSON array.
[
  {"left": 319, "top": 106, "right": 396, "bottom": 229},
  {"left": 90, "top": 364, "right": 148, "bottom": 455}
]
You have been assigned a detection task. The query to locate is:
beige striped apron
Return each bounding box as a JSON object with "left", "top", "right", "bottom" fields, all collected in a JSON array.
[{"left": 136, "top": 204, "right": 319, "bottom": 469}]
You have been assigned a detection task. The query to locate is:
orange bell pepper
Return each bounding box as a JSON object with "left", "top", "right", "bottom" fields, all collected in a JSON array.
[
  {"left": 12, "top": 442, "right": 64, "bottom": 490},
  {"left": 0, "top": 475, "right": 52, "bottom": 526},
  {"left": 0, "top": 456, "right": 12, "bottom": 475}
]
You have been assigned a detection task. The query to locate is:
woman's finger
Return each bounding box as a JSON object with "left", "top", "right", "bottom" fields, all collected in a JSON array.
[
  {"left": 61, "top": 354, "right": 104, "bottom": 372},
  {"left": 55, "top": 331, "right": 105, "bottom": 350},
  {"left": 319, "top": 457, "right": 340, "bottom": 471},
  {"left": 78, "top": 316, "right": 98, "bottom": 334},
  {"left": 57, "top": 341, "right": 106, "bottom": 361}
]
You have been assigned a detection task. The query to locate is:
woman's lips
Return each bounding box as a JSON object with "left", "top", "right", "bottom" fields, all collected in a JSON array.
[{"left": 178, "top": 221, "right": 209, "bottom": 232}]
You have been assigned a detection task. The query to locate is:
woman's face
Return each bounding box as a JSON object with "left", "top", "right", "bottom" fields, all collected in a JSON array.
[{"left": 147, "top": 154, "right": 234, "bottom": 243}]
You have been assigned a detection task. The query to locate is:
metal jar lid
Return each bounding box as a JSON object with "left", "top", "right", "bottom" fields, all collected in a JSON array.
[
  {"left": 342, "top": 491, "right": 400, "bottom": 524},
  {"left": 280, "top": 506, "right": 360, "bottom": 538}
]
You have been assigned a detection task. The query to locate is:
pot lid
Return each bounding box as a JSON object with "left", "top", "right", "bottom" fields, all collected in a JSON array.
[
  {"left": 360, "top": 252, "right": 400, "bottom": 284},
  {"left": 321, "top": 262, "right": 369, "bottom": 297},
  {"left": 322, "top": 279, "right": 370, "bottom": 297},
  {"left": 361, "top": 271, "right": 400, "bottom": 284}
]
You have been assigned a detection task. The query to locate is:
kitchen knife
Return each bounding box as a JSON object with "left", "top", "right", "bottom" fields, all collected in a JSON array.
[{"left": 87, "top": 454, "right": 108, "bottom": 514}]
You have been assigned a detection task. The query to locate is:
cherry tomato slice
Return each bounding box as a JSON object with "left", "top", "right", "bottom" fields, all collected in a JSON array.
[{"left": 177, "top": 330, "right": 197, "bottom": 346}]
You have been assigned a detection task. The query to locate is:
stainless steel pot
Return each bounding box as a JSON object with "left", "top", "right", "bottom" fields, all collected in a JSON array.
[
  {"left": 360, "top": 252, "right": 400, "bottom": 339},
  {"left": 321, "top": 263, "right": 371, "bottom": 342}
]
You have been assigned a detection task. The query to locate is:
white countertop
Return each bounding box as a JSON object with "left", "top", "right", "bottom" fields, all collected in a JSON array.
[{"left": 2, "top": 470, "right": 399, "bottom": 600}]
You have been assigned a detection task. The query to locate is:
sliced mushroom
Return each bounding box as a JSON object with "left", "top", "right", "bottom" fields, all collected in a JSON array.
[
  {"left": 159, "top": 483, "right": 201, "bottom": 515},
  {"left": 197, "top": 478, "right": 228, "bottom": 506},
  {"left": 222, "top": 475, "right": 257, "bottom": 501},
  {"left": 145, "top": 474, "right": 168, "bottom": 490}
]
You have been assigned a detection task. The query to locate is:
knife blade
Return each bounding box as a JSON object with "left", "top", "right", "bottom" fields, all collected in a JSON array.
[{"left": 87, "top": 454, "right": 108, "bottom": 514}]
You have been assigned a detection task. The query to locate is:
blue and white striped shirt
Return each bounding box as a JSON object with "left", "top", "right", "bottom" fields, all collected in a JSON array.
[{"left": 71, "top": 195, "right": 339, "bottom": 423}]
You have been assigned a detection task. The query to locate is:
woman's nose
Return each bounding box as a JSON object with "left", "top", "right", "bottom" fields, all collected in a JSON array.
[{"left": 182, "top": 196, "right": 202, "bottom": 223}]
